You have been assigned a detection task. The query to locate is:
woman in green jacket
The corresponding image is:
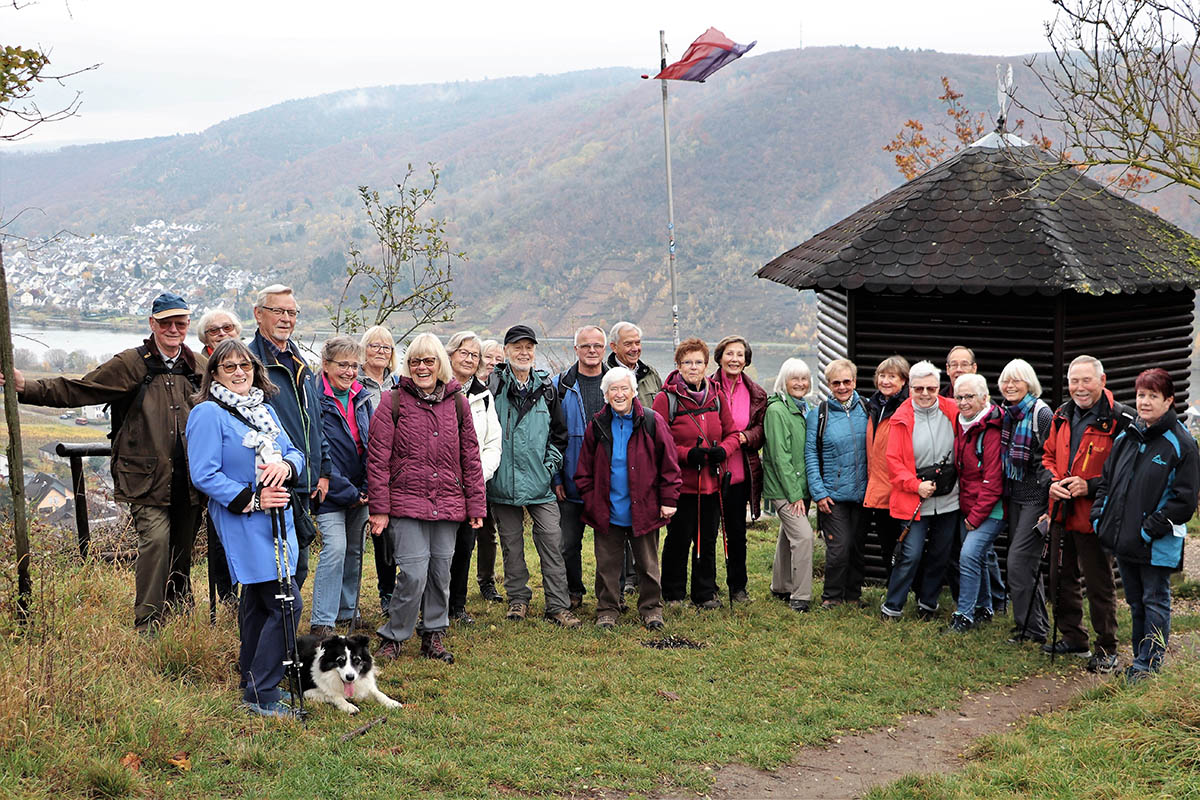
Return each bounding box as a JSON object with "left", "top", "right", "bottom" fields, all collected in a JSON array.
[{"left": 764, "top": 358, "right": 815, "bottom": 612}]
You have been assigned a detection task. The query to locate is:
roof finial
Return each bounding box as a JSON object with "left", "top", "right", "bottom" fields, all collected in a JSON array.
[{"left": 995, "top": 64, "right": 1014, "bottom": 133}]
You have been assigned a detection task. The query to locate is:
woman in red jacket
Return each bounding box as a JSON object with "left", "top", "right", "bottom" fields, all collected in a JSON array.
[
  {"left": 653, "top": 338, "right": 740, "bottom": 610},
  {"left": 574, "top": 367, "right": 681, "bottom": 630},
  {"left": 709, "top": 335, "right": 767, "bottom": 603},
  {"left": 949, "top": 373, "right": 1005, "bottom": 633}
]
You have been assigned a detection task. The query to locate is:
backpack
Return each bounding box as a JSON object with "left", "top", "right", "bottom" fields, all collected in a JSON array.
[
  {"left": 106, "top": 344, "right": 200, "bottom": 441},
  {"left": 665, "top": 391, "right": 721, "bottom": 424}
]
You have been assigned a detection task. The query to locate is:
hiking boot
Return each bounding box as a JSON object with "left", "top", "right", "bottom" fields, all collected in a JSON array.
[
  {"left": 665, "top": 599, "right": 686, "bottom": 609},
  {"left": 946, "top": 613, "right": 974, "bottom": 634},
  {"left": 1087, "top": 652, "right": 1120, "bottom": 674},
  {"left": 1123, "top": 665, "right": 1152, "bottom": 684},
  {"left": 974, "top": 607, "right": 994, "bottom": 624},
  {"left": 643, "top": 615, "right": 665, "bottom": 631},
  {"left": 376, "top": 638, "right": 403, "bottom": 661},
  {"left": 771, "top": 590, "right": 790, "bottom": 603},
  {"left": 420, "top": 631, "right": 454, "bottom": 663},
  {"left": 623, "top": 584, "right": 637, "bottom": 597},
  {"left": 790, "top": 599, "right": 810, "bottom": 613},
  {"left": 696, "top": 597, "right": 722, "bottom": 611},
  {"left": 335, "top": 615, "right": 364, "bottom": 631},
  {"left": 309, "top": 624, "right": 335, "bottom": 638},
  {"left": 880, "top": 609, "right": 901, "bottom": 622},
  {"left": 916, "top": 606, "right": 939, "bottom": 622},
  {"left": 596, "top": 613, "right": 618, "bottom": 630},
  {"left": 244, "top": 700, "right": 296, "bottom": 719},
  {"left": 731, "top": 590, "right": 751, "bottom": 603},
  {"left": 545, "top": 609, "right": 583, "bottom": 628},
  {"left": 1042, "top": 639, "right": 1092, "bottom": 658},
  {"left": 569, "top": 593, "right": 583, "bottom": 611},
  {"left": 450, "top": 608, "right": 475, "bottom": 625},
  {"left": 478, "top": 580, "right": 504, "bottom": 603},
  {"left": 819, "top": 599, "right": 842, "bottom": 610},
  {"left": 506, "top": 602, "right": 528, "bottom": 621},
  {"left": 1007, "top": 631, "right": 1047, "bottom": 645}
]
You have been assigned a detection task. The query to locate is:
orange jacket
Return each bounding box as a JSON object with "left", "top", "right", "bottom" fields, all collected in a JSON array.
[
  {"left": 1041, "top": 388, "right": 1134, "bottom": 533},
  {"left": 865, "top": 413, "right": 897, "bottom": 509}
]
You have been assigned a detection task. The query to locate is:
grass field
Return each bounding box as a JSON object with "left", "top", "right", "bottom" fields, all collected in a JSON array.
[{"left": 1, "top": 520, "right": 1195, "bottom": 799}]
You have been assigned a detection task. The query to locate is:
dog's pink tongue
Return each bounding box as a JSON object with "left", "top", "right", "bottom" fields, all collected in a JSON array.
[{"left": 343, "top": 680, "right": 355, "bottom": 699}]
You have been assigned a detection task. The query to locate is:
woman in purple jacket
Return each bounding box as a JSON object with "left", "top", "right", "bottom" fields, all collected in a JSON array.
[
  {"left": 368, "top": 333, "right": 486, "bottom": 664},
  {"left": 574, "top": 367, "right": 681, "bottom": 630}
]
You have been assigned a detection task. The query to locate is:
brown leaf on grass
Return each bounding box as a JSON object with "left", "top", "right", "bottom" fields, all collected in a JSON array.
[
  {"left": 119, "top": 752, "right": 142, "bottom": 772},
  {"left": 167, "top": 751, "right": 191, "bottom": 772},
  {"left": 657, "top": 689, "right": 681, "bottom": 702}
]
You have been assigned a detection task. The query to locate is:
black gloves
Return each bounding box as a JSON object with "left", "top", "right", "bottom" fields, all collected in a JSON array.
[
  {"left": 686, "top": 446, "right": 706, "bottom": 467},
  {"left": 706, "top": 446, "right": 727, "bottom": 465},
  {"left": 1143, "top": 511, "right": 1173, "bottom": 540}
]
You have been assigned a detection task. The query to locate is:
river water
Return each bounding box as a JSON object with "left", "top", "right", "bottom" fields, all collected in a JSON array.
[{"left": 10, "top": 324, "right": 817, "bottom": 388}]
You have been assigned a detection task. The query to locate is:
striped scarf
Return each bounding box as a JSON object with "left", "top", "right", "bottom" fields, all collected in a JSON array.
[{"left": 1000, "top": 392, "right": 1037, "bottom": 481}]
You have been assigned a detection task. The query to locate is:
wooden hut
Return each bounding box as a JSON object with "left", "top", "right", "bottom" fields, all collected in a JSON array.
[{"left": 758, "top": 132, "right": 1200, "bottom": 580}]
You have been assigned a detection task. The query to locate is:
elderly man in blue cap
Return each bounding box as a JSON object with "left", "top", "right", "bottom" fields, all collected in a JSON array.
[{"left": 1, "top": 292, "right": 207, "bottom": 633}]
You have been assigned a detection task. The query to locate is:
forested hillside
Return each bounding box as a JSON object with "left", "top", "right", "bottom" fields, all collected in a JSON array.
[{"left": 4, "top": 46, "right": 1198, "bottom": 340}]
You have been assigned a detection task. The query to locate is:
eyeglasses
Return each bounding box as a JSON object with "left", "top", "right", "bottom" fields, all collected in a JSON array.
[
  {"left": 947, "top": 361, "right": 974, "bottom": 370},
  {"left": 366, "top": 343, "right": 394, "bottom": 353},
  {"left": 954, "top": 393, "right": 979, "bottom": 402},
  {"left": 408, "top": 357, "right": 438, "bottom": 368},
  {"left": 454, "top": 349, "right": 481, "bottom": 361},
  {"left": 219, "top": 361, "right": 253, "bottom": 375},
  {"left": 679, "top": 360, "right": 706, "bottom": 368},
  {"left": 911, "top": 386, "right": 939, "bottom": 394},
  {"left": 260, "top": 305, "right": 299, "bottom": 319},
  {"left": 327, "top": 360, "right": 360, "bottom": 372},
  {"left": 154, "top": 318, "right": 189, "bottom": 330},
  {"left": 205, "top": 323, "right": 236, "bottom": 336},
  {"left": 829, "top": 379, "right": 854, "bottom": 388},
  {"left": 576, "top": 343, "right": 605, "bottom": 351}
]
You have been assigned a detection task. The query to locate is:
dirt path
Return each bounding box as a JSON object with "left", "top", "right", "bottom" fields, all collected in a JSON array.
[{"left": 655, "top": 669, "right": 1102, "bottom": 800}]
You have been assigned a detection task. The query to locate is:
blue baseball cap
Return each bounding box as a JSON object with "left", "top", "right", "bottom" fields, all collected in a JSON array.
[{"left": 150, "top": 292, "right": 190, "bottom": 320}]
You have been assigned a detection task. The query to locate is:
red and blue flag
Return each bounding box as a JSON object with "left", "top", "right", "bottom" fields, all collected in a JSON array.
[{"left": 652, "top": 27, "right": 756, "bottom": 83}]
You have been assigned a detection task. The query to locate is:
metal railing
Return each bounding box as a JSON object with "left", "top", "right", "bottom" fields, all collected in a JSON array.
[{"left": 54, "top": 441, "right": 112, "bottom": 558}]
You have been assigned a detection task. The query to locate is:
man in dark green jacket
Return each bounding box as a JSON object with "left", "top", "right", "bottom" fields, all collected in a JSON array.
[
  {"left": 2, "top": 292, "right": 204, "bottom": 632},
  {"left": 247, "top": 284, "right": 330, "bottom": 588},
  {"left": 488, "top": 324, "right": 579, "bottom": 628}
]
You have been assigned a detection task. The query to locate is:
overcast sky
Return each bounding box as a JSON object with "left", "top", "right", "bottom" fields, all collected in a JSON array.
[{"left": 2, "top": 0, "right": 1060, "bottom": 149}]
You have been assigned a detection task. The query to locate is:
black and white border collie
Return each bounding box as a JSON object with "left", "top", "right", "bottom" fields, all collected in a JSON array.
[{"left": 297, "top": 633, "right": 402, "bottom": 714}]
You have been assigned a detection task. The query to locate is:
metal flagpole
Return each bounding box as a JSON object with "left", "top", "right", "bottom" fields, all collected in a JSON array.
[{"left": 659, "top": 30, "right": 680, "bottom": 349}]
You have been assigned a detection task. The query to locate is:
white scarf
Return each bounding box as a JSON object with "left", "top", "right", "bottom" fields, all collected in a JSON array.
[
  {"left": 210, "top": 383, "right": 283, "bottom": 467},
  {"left": 959, "top": 403, "right": 993, "bottom": 432}
]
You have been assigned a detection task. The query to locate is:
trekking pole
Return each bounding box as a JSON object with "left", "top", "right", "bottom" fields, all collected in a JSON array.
[
  {"left": 693, "top": 436, "right": 704, "bottom": 561},
  {"left": 1045, "top": 494, "right": 1070, "bottom": 665},
  {"left": 891, "top": 506, "right": 921, "bottom": 568},
  {"left": 1016, "top": 515, "right": 1051, "bottom": 640},
  {"left": 714, "top": 463, "right": 731, "bottom": 613},
  {"left": 271, "top": 504, "right": 308, "bottom": 722}
]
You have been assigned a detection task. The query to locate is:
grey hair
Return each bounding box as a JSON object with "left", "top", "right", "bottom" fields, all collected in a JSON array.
[
  {"left": 254, "top": 284, "right": 294, "bottom": 308},
  {"left": 1069, "top": 354, "right": 1105, "bottom": 378},
  {"left": 999, "top": 358, "right": 1042, "bottom": 397},
  {"left": 196, "top": 307, "right": 242, "bottom": 345},
  {"left": 446, "top": 330, "right": 483, "bottom": 355},
  {"left": 400, "top": 332, "right": 453, "bottom": 383},
  {"left": 574, "top": 325, "right": 607, "bottom": 346},
  {"left": 601, "top": 366, "right": 637, "bottom": 396},
  {"left": 360, "top": 325, "right": 399, "bottom": 373},
  {"left": 608, "top": 321, "right": 642, "bottom": 343},
  {"left": 322, "top": 335, "right": 363, "bottom": 365},
  {"left": 954, "top": 372, "right": 989, "bottom": 402},
  {"left": 909, "top": 360, "right": 941, "bottom": 383},
  {"left": 773, "top": 358, "right": 812, "bottom": 394}
]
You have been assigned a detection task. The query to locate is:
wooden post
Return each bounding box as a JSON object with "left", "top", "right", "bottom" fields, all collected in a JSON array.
[{"left": 0, "top": 243, "right": 32, "bottom": 619}]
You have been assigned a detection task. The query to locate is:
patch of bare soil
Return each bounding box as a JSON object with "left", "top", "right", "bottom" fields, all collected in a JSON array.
[{"left": 653, "top": 669, "right": 1103, "bottom": 800}]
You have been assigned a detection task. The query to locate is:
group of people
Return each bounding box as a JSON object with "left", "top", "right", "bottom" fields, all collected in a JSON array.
[{"left": 5, "top": 293, "right": 1195, "bottom": 718}]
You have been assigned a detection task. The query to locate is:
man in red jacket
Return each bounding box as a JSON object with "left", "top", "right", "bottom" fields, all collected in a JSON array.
[{"left": 1041, "top": 355, "right": 1134, "bottom": 673}]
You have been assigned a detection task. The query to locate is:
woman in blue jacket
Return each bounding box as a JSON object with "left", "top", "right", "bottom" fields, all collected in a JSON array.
[
  {"left": 805, "top": 358, "right": 869, "bottom": 608},
  {"left": 187, "top": 339, "right": 305, "bottom": 719},
  {"left": 1091, "top": 369, "right": 1199, "bottom": 682},
  {"left": 308, "top": 336, "right": 375, "bottom": 637}
]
